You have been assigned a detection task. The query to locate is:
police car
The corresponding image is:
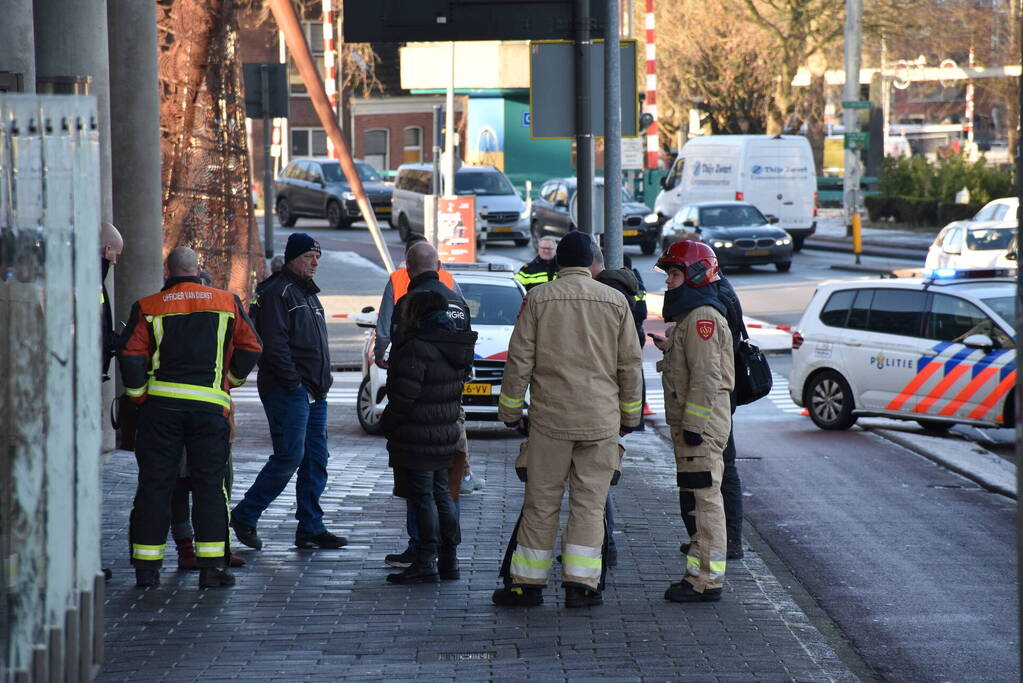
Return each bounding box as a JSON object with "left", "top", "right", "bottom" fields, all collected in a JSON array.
[
  {"left": 353, "top": 263, "right": 527, "bottom": 435},
  {"left": 789, "top": 269, "right": 1016, "bottom": 432}
]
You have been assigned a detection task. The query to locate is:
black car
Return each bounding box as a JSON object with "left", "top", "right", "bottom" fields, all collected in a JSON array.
[
  {"left": 274, "top": 158, "right": 393, "bottom": 229},
  {"left": 531, "top": 177, "right": 661, "bottom": 254},
  {"left": 662, "top": 201, "right": 793, "bottom": 272}
]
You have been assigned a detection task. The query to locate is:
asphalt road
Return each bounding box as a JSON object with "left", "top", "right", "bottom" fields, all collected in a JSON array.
[{"left": 273, "top": 218, "right": 1019, "bottom": 681}]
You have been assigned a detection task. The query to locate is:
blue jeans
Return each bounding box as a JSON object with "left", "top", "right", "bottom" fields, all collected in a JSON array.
[
  {"left": 404, "top": 469, "right": 460, "bottom": 559},
  {"left": 407, "top": 497, "right": 460, "bottom": 545},
  {"left": 233, "top": 384, "right": 328, "bottom": 538}
]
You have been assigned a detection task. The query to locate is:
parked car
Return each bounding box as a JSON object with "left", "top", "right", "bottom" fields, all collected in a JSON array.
[
  {"left": 391, "top": 163, "right": 531, "bottom": 246},
  {"left": 789, "top": 269, "right": 1016, "bottom": 432},
  {"left": 925, "top": 197, "right": 1019, "bottom": 273},
  {"left": 661, "top": 201, "right": 793, "bottom": 272},
  {"left": 531, "top": 177, "right": 660, "bottom": 254},
  {"left": 354, "top": 264, "right": 528, "bottom": 435},
  {"left": 652, "top": 134, "right": 817, "bottom": 251},
  {"left": 274, "top": 157, "right": 394, "bottom": 229}
]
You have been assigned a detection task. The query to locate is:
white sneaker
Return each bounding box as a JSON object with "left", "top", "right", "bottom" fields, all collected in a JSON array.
[{"left": 462, "top": 472, "right": 485, "bottom": 491}]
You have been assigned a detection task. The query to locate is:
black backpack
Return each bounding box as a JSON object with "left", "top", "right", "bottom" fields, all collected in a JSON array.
[{"left": 718, "top": 281, "right": 772, "bottom": 406}]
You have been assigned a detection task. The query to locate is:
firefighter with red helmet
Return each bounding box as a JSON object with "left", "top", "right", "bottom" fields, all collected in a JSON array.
[{"left": 649, "top": 240, "right": 734, "bottom": 602}]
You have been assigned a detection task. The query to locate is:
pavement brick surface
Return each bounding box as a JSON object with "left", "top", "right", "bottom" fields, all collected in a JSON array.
[{"left": 98, "top": 378, "right": 857, "bottom": 681}]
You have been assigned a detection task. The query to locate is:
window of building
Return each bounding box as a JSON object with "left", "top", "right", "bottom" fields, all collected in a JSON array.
[
  {"left": 403, "top": 126, "right": 423, "bottom": 164},
  {"left": 287, "top": 21, "right": 328, "bottom": 96},
  {"left": 364, "top": 129, "right": 389, "bottom": 170},
  {"left": 291, "top": 128, "right": 328, "bottom": 158}
]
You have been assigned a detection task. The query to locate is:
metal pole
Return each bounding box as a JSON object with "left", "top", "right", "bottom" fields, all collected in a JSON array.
[
  {"left": 269, "top": 0, "right": 395, "bottom": 272},
  {"left": 1015, "top": 1, "right": 1022, "bottom": 674},
  {"left": 261, "top": 65, "right": 274, "bottom": 259},
  {"left": 576, "top": 0, "right": 594, "bottom": 234},
  {"left": 604, "top": 0, "right": 623, "bottom": 269},
  {"left": 842, "top": 0, "right": 863, "bottom": 233},
  {"left": 444, "top": 42, "right": 456, "bottom": 196}
]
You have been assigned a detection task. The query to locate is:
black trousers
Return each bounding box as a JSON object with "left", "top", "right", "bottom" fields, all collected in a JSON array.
[
  {"left": 404, "top": 468, "right": 460, "bottom": 560},
  {"left": 130, "top": 402, "right": 230, "bottom": 568},
  {"left": 680, "top": 428, "right": 743, "bottom": 543}
]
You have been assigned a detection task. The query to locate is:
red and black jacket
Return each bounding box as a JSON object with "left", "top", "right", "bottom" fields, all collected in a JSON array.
[{"left": 119, "top": 276, "right": 263, "bottom": 415}]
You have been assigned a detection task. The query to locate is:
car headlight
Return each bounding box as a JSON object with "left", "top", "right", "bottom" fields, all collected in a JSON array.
[
  {"left": 776, "top": 238, "right": 791, "bottom": 246},
  {"left": 519, "top": 206, "right": 530, "bottom": 219},
  {"left": 643, "top": 213, "right": 660, "bottom": 224},
  {"left": 711, "top": 241, "right": 733, "bottom": 249},
  {"left": 342, "top": 191, "right": 356, "bottom": 201}
]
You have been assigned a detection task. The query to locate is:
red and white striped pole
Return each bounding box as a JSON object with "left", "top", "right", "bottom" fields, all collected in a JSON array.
[
  {"left": 322, "top": 0, "right": 339, "bottom": 158},
  {"left": 964, "top": 44, "right": 975, "bottom": 145},
  {"left": 644, "top": 0, "right": 659, "bottom": 169}
]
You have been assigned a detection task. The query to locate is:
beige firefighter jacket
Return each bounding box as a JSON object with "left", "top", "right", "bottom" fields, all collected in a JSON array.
[
  {"left": 657, "top": 304, "right": 734, "bottom": 442},
  {"left": 498, "top": 266, "right": 644, "bottom": 441}
]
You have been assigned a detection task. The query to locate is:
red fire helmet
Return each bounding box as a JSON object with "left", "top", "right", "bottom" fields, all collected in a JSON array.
[{"left": 655, "top": 240, "right": 721, "bottom": 287}]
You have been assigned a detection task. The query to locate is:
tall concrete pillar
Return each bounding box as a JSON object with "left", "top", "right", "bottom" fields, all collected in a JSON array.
[
  {"left": 0, "top": 0, "right": 36, "bottom": 92},
  {"left": 107, "top": 0, "right": 164, "bottom": 322}
]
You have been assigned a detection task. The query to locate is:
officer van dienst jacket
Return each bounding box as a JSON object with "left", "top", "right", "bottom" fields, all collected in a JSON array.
[
  {"left": 119, "top": 276, "right": 263, "bottom": 414},
  {"left": 250, "top": 268, "right": 333, "bottom": 399},
  {"left": 498, "top": 266, "right": 644, "bottom": 441},
  {"left": 658, "top": 304, "right": 734, "bottom": 441}
]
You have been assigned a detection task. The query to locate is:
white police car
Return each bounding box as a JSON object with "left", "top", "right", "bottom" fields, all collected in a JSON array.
[{"left": 789, "top": 269, "right": 1016, "bottom": 432}]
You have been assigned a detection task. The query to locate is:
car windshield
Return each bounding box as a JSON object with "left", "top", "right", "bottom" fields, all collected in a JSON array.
[
  {"left": 967, "top": 227, "right": 1015, "bottom": 251},
  {"left": 458, "top": 282, "right": 523, "bottom": 326},
  {"left": 699, "top": 205, "right": 766, "bottom": 227},
  {"left": 982, "top": 296, "right": 1015, "bottom": 329},
  {"left": 455, "top": 171, "right": 516, "bottom": 196},
  {"left": 321, "top": 161, "right": 382, "bottom": 184}
]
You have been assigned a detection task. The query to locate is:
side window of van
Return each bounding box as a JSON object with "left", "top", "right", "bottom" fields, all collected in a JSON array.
[
  {"left": 865, "top": 289, "right": 926, "bottom": 337},
  {"left": 926, "top": 294, "right": 993, "bottom": 344},
  {"left": 395, "top": 170, "right": 411, "bottom": 191},
  {"left": 819, "top": 289, "right": 856, "bottom": 327},
  {"left": 663, "top": 158, "right": 684, "bottom": 190},
  {"left": 847, "top": 289, "right": 874, "bottom": 330}
]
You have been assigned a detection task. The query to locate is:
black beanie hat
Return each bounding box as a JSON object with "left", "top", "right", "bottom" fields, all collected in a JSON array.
[
  {"left": 556, "top": 231, "right": 594, "bottom": 267},
  {"left": 285, "top": 232, "right": 321, "bottom": 263}
]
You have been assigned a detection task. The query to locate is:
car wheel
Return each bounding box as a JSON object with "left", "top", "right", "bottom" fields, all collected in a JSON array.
[
  {"left": 397, "top": 214, "right": 411, "bottom": 242},
  {"left": 530, "top": 221, "right": 544, "bottom": 250},
  {"left": 326, "top": 200, "right": 348, "bottom": 229},
  {"left": 775, "top": 261, "right": 792, "bottom": 273},
  {"left": 916, "top": 419, "right": 953, "bottom": 434},
  {"left": 276, "top": 197, "right": 297, "bottom": 227},
  {"left": 804, "top": 370, "right": 857, "bottom": 430},
  {"left": 792, "top": 235, "right": 805, "bottom": 252},
  {"left": 356, "top": 376, "right": 385, "bottom": 435},
  {"left": 640, "top": 240, "right": 657, "bottom": 255}
]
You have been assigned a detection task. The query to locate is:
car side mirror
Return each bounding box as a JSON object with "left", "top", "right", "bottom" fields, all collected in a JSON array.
[
  {"left": 682, "top": 219, "right": 696, "bottom": 227},
  {"left": 765, "top": 215, "right": 779, "bottom": 224},
  {"left": 315, "top": 177, "right": 325, "bottom": 186},
  {"left": 962, "top": 333, "right": 993, "bottom": 350},
  {"left": 1006, "top": 250, "right": 1017, "bottom": 261},
  {"left": 361, "top": 306, "right": 375, "bottom": 313},
  {"left": 659, "top": 176, "right": 667, "bottom": 189}
]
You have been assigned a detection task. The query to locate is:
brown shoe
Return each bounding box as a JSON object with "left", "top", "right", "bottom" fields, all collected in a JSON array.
[
  {"left": 175, "top": 538, "right": 198, "bottom": 571},
  {"left": 228, "top": 553, "right": 246, "bottom": 568}
]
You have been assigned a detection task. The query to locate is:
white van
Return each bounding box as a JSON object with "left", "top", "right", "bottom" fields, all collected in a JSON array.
[{"left": 654, "top": 135, "right": 818, "bottom": 250}]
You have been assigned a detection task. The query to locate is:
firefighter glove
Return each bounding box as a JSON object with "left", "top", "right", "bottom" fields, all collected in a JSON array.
[{"left": 683, "top": 430, "right": 703, "bottom": 446}]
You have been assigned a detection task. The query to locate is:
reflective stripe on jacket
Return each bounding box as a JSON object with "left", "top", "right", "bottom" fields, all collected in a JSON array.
[
  {"left": 657, "top": 304, "right": 733, "bottom": 439},
  {"left": 119, "top": 276, "right": 262, "bottom": 414},
  {"left": 514, "top": 256, "right": 558, "bottom": 291},
  {"left": 498, "top": 266, "right": 644, "bottom": 440}
]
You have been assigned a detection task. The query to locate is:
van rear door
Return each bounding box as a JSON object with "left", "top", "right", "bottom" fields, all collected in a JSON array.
[{"left": 745, "top": 139, "right": 815, "bottom": 231}]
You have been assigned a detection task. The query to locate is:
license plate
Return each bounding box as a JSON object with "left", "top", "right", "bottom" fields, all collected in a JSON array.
[
  {"left": 745, "top": 249, "right": 769, "bottom": 256},
  {"left": 623, "top": 229, "right": 639, "bottom": 237},
  {"left": 492, "top": 226, "right": 513, "bottom": 232},
  {"left": 462, "top": 382, "right": 491, "bottom": 395},
  {"left": 375, "top": 206, "right": 391, "bottom": 214}
]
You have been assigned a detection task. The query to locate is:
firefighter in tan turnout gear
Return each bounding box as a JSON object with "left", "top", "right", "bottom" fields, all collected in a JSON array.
[
  {"left": 649, "top": 240, "right": 734, "bottom": 603},
  {"left": 493, "top": 231, "right": 644, "bottom": 608}
]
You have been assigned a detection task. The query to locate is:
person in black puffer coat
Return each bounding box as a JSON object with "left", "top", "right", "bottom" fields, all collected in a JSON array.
[{"left": 381, "top": 290, "right": 478, "bottom": 585}]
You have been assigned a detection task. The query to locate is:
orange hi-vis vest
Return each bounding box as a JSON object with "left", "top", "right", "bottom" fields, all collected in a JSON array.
[{"left": 390, "top": 267, "right": 456, "bottom": 302}]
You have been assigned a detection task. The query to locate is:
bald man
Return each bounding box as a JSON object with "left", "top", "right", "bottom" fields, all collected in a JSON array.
[
  {"left": 100, "top": 222, "right": 124, "bottom": 378},
  {"left": 120, "top": 246, "right": 262, "bottom": 589}
]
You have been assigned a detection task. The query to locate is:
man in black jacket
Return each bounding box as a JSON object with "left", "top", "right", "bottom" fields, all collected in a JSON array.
[
  {"left": 232, "top": 233, "right": 348, "bottom": 552},
  {"left": 514, "top": 237, "right": 558, "bottom": 291}
]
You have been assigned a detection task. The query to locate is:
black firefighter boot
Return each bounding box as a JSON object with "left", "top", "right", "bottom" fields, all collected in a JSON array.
[
  {"left": 199, "top": 567, "right": 236, "bottom": 588},
  {"left": 438, "top": 545, "right": 459, "bottom": 580},
  {"left": 387, "top": 555, "right": 440, "bottom": 584}
]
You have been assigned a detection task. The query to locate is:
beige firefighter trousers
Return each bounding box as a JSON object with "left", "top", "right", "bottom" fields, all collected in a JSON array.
[
  {"left": 510, "top": 430, "right": 618, "bottom": 590},
  {"left": 670, "top": 424, "right": 727, "bottom": 593}
]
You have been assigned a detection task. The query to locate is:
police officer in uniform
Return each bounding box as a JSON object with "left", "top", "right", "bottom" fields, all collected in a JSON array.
[
  {"left": 649, "top": 240, "right": 734, "bottom": 602},
  {"left": 514, "top": 236, "right": 558, "bottom": 291}
]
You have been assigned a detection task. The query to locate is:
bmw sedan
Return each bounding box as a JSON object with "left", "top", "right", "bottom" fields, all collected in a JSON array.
[
  {"left": 661, "top": 201, "right": 793, "bottom": 272},
  {"left": 274, "top": 157, "right": 394, "bottom": 229}
]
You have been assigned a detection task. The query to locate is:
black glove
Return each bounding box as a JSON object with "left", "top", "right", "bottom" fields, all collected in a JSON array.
[
  {"left": 619, "top": 423, "right": 639, "bottom": 436},
  {"left": 504, "top": 420, "right": 521, "bottom": 430},
  {"left": 683, "top": 430, "right": 703, "bottom": 446},
  {"left": 515, "top": 467, "right": 528, "bottom": 483},
  {"left": 610, "top": 469, "right": 621, "bottom": 486}
]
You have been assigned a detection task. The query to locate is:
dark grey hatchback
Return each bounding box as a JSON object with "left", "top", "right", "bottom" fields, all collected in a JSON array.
[{"left": 274, "top": 158, "right": 393, "bottom": 229}]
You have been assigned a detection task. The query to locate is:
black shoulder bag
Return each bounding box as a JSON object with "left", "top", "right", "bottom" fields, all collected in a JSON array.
[{"left": 733, "top": 319, "right": 773, "bottom": 406}]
